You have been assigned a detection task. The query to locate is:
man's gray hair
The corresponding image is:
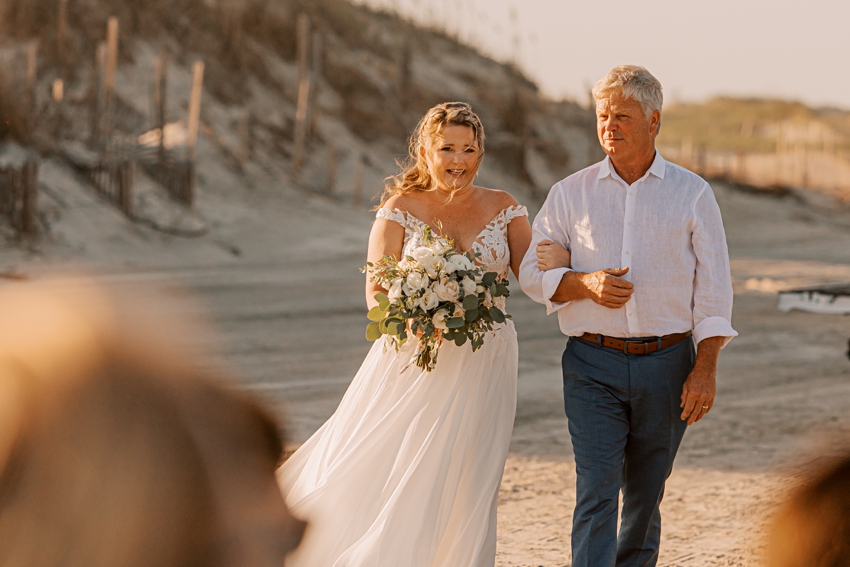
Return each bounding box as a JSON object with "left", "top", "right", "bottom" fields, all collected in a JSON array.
[{"left": 592, "top": 65, "right": 663, "bottom": 117}]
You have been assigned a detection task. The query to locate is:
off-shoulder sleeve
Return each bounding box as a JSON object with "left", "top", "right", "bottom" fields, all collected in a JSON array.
[
  {"left": 504, "top": 205, "right": 528, "bottom": 223},
  {"left": 375, "top": 207, "right": 408, "bottom": 227}
]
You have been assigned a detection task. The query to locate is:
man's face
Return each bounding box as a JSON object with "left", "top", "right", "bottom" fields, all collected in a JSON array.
[{"left": 596, "top": 91, "right": 660, "bottom": 163}]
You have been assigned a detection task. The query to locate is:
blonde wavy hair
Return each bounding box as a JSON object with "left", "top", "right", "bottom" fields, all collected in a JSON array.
[{"left": 379, "top": 102, "right": 485, "bottom": 207}]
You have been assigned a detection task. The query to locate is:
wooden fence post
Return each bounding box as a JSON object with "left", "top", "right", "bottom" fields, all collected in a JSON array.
[
  {"left": 26, "top": 45, "right": 37, "bottom": 140},
  {"left": 118, "top": 160, "right": 134, "bottom": 216},
  {"left": 186, "top": 60, "right": 205, "bottom": 160},
  {"left": 103, "top": 18, "right": 119, "bottom": 143},
  {"left": 52, "top": 79, "right": 64, "bottom": 142},
  {"left": 153, "top": 49, "right": 167, "bottom": 163},
  {"left": 293, "top": 13, "right": 311, "bottom": 173},
  {"left": 293, "top": 78, "right": 310, "bottom": 173},
  {"left": 309, "top": 30, "right": 323, "bottom": 137},
  {"left": 21, "top": 160, "right": 38, "bottom": 237},
  {"left": 90, "top": 42, "right": 106, "bottom": 148},
  {"left": 297, "top": 13, "right": 310, "bottom": 87},
  {"left": 57, "top": 0, "right": 68, "bottom": 54},
  {"left": 183, "top": 61, "right": 204, "bottom": 207}
]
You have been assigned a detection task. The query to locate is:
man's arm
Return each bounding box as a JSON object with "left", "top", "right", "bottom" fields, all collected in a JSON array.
[
  {"left": 519, "top": 186, "right": 636, "bottom": 311},
  {"left": 550, "top": 268, "right": 634, "bottom": 308},
  {"left": 681, "top": 184, "right": 738, "bottom": 425},
  {"left": 680, "top": 336, "right": 722, "bottom": 425}
]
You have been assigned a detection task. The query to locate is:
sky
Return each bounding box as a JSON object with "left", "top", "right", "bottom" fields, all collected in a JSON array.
[{"left": 357, "top": 0, "right": 850, "bottom": 109}]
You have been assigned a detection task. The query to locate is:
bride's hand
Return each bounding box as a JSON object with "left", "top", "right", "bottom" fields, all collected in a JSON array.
[{"left": 536, "top": 240, "right": 572, "bottom": 271}]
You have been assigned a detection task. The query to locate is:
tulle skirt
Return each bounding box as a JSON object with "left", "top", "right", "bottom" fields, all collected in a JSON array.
[{"left": 277, "top": 322, "right": 518, "bottom": 567}]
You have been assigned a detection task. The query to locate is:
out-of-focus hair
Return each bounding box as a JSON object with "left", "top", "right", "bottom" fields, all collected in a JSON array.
[
  {"left": 0, "top": 282, "right": 305, "bottom": 567},
  {"left": 379, "top": 101, "right": 485, "bottom": 207},
  {"left": 592, "top": 65, "right": 663, "bottom": 117},
  {"left": 765, "top": 452, "right": 850, "bottom": 567}
]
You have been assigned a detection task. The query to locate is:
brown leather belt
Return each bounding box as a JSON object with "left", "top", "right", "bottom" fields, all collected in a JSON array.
[{"left": 578, "top": 331, "right": 692, "bottom": 355}]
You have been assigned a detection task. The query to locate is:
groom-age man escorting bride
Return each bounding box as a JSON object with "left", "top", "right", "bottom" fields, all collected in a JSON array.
[{"left": 521, "top": 65, "right": 737, "bottom": 567}]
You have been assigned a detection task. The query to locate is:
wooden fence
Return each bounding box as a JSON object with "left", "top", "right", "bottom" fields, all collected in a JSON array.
[
  {"left": 661, "top": 145, "right": 850, "bottom": 201},
  {"left": 141, "top": 158, "right": 195, "bottom": 206},
  {"left": 0, "top": 155, "right": 38, "bottom": 238}
]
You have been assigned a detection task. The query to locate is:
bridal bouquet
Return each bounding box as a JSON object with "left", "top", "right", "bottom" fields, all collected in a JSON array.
[{"left": 361, "top": 224, "right": 510, "bottom": 372}]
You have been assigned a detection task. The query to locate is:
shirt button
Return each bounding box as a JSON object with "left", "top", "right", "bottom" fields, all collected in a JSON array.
[
  {"left": 627, "top": 222, "right": 631, "bottom": 226},
  {"left": 629, "top": 192, "right": 633, "bottom": 196},
  {"left": 625, "top": 251, "right": 630, "bottom": 255}
]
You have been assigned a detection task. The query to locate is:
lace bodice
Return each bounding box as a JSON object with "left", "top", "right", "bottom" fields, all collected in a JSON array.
[{"left": 375, "top": 205, "right": 528, "bottom": 282}]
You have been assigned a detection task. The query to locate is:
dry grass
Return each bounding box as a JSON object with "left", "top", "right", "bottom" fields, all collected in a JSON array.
[{"left": 658, "top": 97, "right": 850, "bottom": 154}]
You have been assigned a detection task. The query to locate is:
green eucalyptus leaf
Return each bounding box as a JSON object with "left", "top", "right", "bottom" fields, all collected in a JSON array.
[
  {"left": 462, "top": 294, "right": 479, "bottom": 311},
  {"left": 495, "top": 283, "right": 510, "bottom": 297},
  {"left": 366, "top": 322, "right": 382, "bottom": 341},
  {"left": 490, "top": 306, "right": 506, "bottom": 323},
  {"left": 375, "top": 293, "right": 390, "bottom": 309},
  {"left": 465, "top": 309, "right": 479, "bottom": 323},
  {"left": 481, "top": 272, "right": 497, "bottom": 286},
  {"left": 386, "top": 318, "right": 405, "bottom": 336},
  {"left": 367, "top": 306, "right": 386, "bottom": 322},
  {"left": 454, "top": 333, "right": 468, "bottom": 347},
  {"left": 446, "top": 317, "right": 465, "bottom": 329}
]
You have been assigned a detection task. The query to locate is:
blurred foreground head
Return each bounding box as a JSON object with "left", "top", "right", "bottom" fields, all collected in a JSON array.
[
  {"left": 765, "top": 452, "right": 850, "bottom": 567},
  {"left": 0, "top": 280, "right": 305, "bottom": 567}
]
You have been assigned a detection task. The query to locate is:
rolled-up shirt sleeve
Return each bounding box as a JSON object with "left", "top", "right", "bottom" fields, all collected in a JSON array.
[
  {"left": 519, "top": 184, "right": 572, "bottom": 315},
  {"left": 691, "top": 184, "right": 738, "bottom": 347}
]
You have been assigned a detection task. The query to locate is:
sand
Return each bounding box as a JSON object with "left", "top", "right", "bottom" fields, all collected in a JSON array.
[{"left": 2, "top": 178, "right": 850, "bottom": 566}]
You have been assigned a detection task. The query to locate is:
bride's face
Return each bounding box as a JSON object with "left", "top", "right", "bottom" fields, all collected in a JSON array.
[{"left": 422, "top": 124, "right": 481, "bottom": 193}]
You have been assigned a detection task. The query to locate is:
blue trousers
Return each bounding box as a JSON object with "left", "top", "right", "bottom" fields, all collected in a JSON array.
[{"left": 562, "top": 337, "right": 694, "bottom": 567}]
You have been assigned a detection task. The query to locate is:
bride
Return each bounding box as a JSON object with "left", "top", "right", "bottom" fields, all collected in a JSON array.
[{"left": 278, "top": 102, "right": 567, "bottom": 566}]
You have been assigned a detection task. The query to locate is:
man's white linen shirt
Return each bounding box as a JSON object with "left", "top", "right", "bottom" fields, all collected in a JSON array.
[{"left": 519, "top": 152, "right": 737, "bottom": 346}]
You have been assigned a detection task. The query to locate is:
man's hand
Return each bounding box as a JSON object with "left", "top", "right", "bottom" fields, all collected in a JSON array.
[
  {"left": 680, "top": 336, "right": 723, "bottom": 425},
  {"left": 580, "top": 268, "right": 634, "bottom": 309}
]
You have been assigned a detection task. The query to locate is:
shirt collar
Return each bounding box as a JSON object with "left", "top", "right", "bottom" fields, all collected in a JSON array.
[{"left": 597, "top": 151, "right": 667, "bottom": 182}]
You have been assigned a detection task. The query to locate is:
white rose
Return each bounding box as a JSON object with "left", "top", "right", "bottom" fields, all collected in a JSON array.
[
  {"left": 476, "top": 284, "right": 486, "bottom": 294},
  {"left": 398, "top": 257, "right": 413, "bottom": 271},
  {"left": 430, "top": 240, "right": 448, "bottom": 256},
  {"left": 461, "top": 277, "right": 477, "bottom": 295},
  {"left": 388, "top": 278, "right": 403, "bottom": 300},
  {"left": 450, "top": 254, "right": 473, "bottom": 271},
  {"left": 453, "top": 303, "right": 465, "bottom": 318},
  {"left": 403, "top": 271, "right": 428, "bottom": 295},
  {"left": 411, "top": 247, "right": 441, "bottom": 277},
  {"left": 434, "top": 279, "right": 460, "bottom": 302},
  {"left": 411, "top": 246, "right": 435, "bottom": 267},
  {"left": 410, "top": 271, "right": 429, "bottom": 289},
  {"left": 419, "top": 290, "right": 439, "bottom": 311},
  {"left": 432, "top": 309, "right": 449, "bottom": 331}
]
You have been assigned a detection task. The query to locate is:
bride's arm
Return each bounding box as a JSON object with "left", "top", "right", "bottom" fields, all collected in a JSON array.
[
  {"left": 507, "top": 215, "right": 533, "bottom": 280},
  {"left": 536, "top": 240, "right": 571, "bottom": 271},
  {"left": 365, "top": 218, "right": 406, "bottom": 309}
]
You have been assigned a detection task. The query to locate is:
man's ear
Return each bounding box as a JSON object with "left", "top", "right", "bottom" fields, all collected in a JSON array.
[{"left": 650, "top": 110, "right": 661, "bottom": 135}]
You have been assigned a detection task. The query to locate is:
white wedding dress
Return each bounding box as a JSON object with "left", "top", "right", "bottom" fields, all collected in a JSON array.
[{"left": 278, "top": 204, "right": 528, "bottom": 567}]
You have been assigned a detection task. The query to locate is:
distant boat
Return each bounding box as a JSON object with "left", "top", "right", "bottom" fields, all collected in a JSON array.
[{"left": 778, "top": 284, "right": 850, "bottom": 315}]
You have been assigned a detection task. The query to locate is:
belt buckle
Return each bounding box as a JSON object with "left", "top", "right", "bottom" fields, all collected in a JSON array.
[{"left": 622, "top": 339, "right": 650, "bottom": 355}]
